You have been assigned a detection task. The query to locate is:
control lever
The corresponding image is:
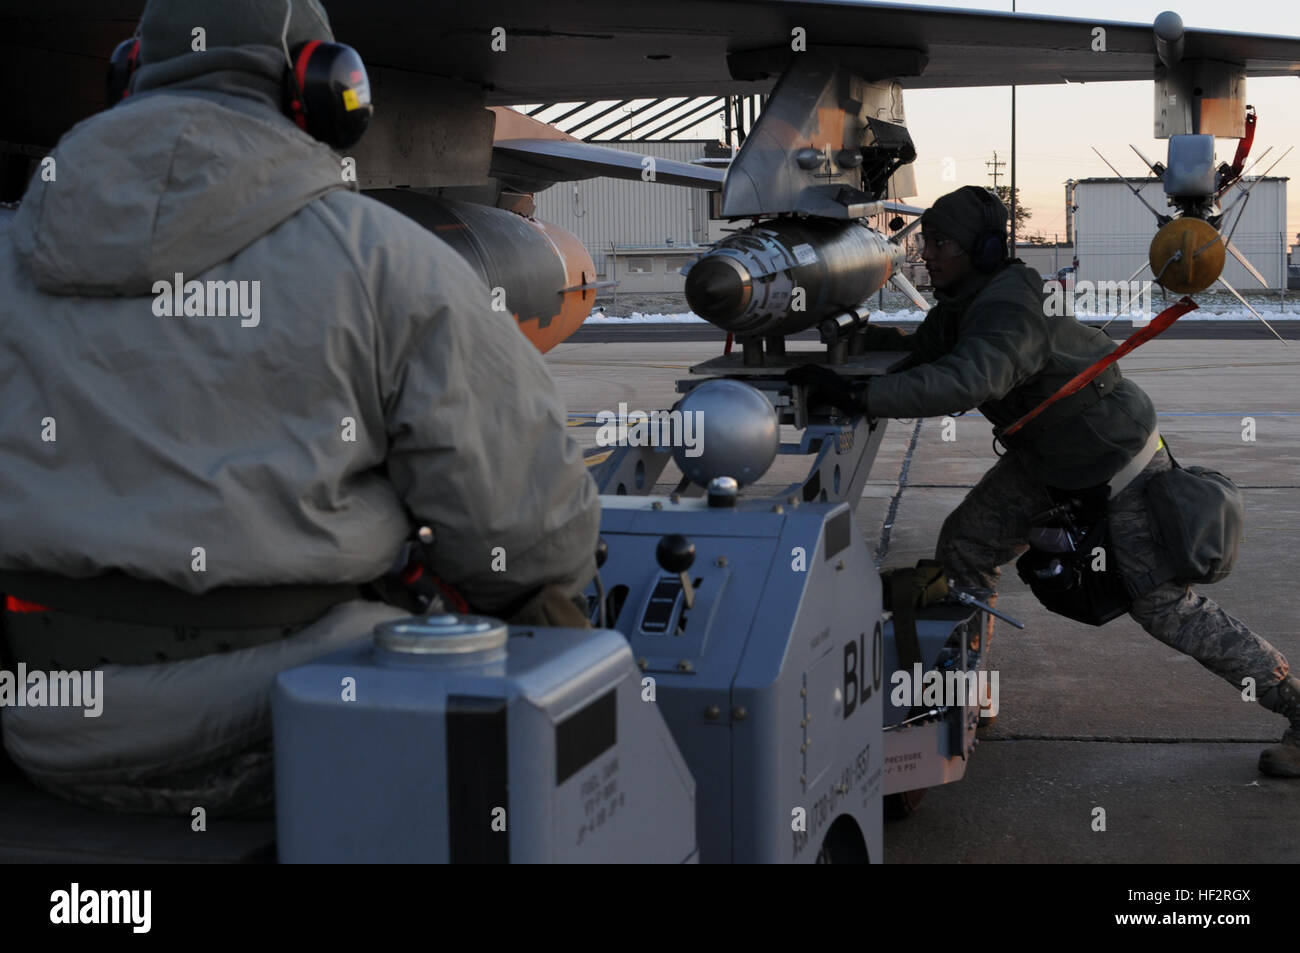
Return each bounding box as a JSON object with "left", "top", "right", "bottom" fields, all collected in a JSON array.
[
  {"left": 417, "top": 525, "right": 436, "bottom": 561},
  {"left": 401, "top": 525, "right": 444, "bottom": 613},
  {"left": 655, "top": 534, "right": 696, "bottom": 611},
  {"left": 593, "top": 536, "right": 609, "bottom": 629},
  {"left": 950, "top": 589, "right": 1025, "bottom": 629}
]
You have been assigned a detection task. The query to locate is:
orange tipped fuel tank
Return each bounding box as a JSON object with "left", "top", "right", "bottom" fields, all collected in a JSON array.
[{"left": 366, "top": 190, "right": 599, "bottom": 353}]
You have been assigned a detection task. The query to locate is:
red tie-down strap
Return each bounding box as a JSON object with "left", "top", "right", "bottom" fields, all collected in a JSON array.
[
  {"left": 4, "top": 595, "right": 51, "bottom": 613},
  {"left": 399, "top": 562, "right": 470, "bottom": 614},
  {"left": 1226, "top": 106, "right": 1258, "bottom": 187},
  {"left": 1000, "top": 296, "right": 1199, "bottom": 441}
]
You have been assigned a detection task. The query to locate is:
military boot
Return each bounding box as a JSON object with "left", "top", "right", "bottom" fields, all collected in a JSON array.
[{"left": 1258, "top": 675, "right": 1300, "bottom": 778}]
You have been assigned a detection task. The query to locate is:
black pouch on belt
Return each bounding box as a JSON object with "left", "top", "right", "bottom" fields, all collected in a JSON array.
[{"left": 1015, "top": 484, "right": 1131, "bottom": 626}]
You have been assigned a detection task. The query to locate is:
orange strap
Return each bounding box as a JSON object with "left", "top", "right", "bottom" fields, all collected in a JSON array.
[{"left": 1001, "top": 296, "right": 1199, "bottom": 440}]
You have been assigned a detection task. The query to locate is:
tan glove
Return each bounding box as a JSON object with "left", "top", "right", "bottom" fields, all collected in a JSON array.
[{"left": 503, "top": 584, "right": 592, "bottom": 629}]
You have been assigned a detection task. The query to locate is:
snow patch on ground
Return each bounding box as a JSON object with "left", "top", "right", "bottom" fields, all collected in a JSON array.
[
  {"left": 584, "top": 306, "right": 1300, "bottom": 324},
  {"left": 584, "top": 311, "right": 711, "bottom": 323}
]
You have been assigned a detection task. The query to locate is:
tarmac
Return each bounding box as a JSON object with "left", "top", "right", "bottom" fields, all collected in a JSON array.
[{"left": 547, "top": 327, "right": 1300, "bottom": 864}]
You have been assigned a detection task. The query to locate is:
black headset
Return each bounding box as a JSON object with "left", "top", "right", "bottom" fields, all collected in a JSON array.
[
  {"left": 105, "top": 3, "right": 373, "bottom": 150},
  {"left": 105, "top": 36, "right": 142, "bottom": 106},
  {"left": 969, "top": 187, "right": 1010, "bottom": 273},
  {"left": 281, "top": 39, "right": 372, "bottom": 149}
]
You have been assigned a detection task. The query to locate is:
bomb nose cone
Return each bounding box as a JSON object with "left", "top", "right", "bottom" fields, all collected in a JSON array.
[
  {"left": 685, "top": 254, "right": 752, "bottom": 326},
  {"left": 1150, "top": 216, "right": 1223, "bottom": 295}
]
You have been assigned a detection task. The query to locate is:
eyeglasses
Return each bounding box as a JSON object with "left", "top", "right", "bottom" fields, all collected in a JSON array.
[{"left": 921, "top": 233, "right": 958, "bottom": 253}]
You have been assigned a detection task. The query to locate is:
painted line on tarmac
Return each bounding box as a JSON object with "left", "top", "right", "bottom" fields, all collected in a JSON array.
[{"left": 874, "top": 418, "right": 925, "bottom": 568}]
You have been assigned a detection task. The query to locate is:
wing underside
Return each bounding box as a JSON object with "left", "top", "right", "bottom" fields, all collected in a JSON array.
[
  {"left": 6, "top": 2, "right": 1300, "bottom": 112},
  {"left": 340, "top": 0, "right": 1300, "bottom": 102},
  {"left": 5, "top": 2, "right": 1299, "bottom": 166}
]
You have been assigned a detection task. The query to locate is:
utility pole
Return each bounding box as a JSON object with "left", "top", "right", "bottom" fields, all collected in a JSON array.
[
  {"left": 986, "top": 151, "right": 1006, "bottom": 191},
  {"left": 1010, "top": 0, "right": 1017, "bottom": 254},
  {"left": 1010, "top": 90, "right": 1017, "bottom": 249}
]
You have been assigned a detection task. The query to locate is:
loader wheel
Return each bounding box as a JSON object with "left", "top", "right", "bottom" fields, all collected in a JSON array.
[
  {"left": 883, "top": 788, "right": 926, "bottom": 820},
  {"left": 814, "top": 815, "right": 869, "bottom": 864}
]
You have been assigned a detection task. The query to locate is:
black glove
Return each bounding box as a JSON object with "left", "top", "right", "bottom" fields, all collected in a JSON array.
[{"left": 784, "top": 364, "right": 870, "bottom": 416}]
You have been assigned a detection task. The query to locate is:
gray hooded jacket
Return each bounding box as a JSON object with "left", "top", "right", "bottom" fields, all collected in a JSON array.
[
  {"left": 0, "top": 46, "right": 599, "bottom": 615},
  {"left": 0, "top": 45, "right": 598, "bottom": 809}
]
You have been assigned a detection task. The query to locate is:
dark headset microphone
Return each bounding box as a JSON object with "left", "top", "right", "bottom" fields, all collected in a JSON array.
[{"left": 105, "top": 15, "right": 372, "bottom": 150}]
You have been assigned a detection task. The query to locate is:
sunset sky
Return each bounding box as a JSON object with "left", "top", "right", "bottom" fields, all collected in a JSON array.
[{"left": 892, "top": 0, "right": 1300, "bottom": 244}]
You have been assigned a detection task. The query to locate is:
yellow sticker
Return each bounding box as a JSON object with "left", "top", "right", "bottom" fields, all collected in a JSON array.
[{"left": 343, "top": 88, "right": 361, "bottom": 111}]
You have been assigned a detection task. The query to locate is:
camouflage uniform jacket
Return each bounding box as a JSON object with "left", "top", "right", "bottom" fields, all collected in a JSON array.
[{"left": 863, "top": 262, "right": 1157, "bottom": 489}]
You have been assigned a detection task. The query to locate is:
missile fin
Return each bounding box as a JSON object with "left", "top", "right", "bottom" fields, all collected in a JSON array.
[
  {"left": 1223, "top": 240, "right": 1269, "bottom": 288},
  {"left": 889, "top": 272, "right": 931, "bottom": 313},
  {"left": 1216, "top": 276, "right": 1288, "bottom": 347}
]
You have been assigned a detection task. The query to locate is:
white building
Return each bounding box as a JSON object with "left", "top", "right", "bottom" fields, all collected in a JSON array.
[
  {"left": 1015, "top": 242, "right": 1074, "bottom": 277},
  {"left": 531, "top": 140, "right": 727, "bottom": 293},
  {"left": 1073, "top": 176, "right": 1288, "bottom": 290}
]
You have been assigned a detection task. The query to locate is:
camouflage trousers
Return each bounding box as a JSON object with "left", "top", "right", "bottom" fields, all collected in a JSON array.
[{"left": 935, "top": 446, "right": 1290, "bottom": 693}]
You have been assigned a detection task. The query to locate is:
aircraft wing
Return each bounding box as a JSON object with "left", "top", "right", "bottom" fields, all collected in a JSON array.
[
  {"left": 322, "top": 1, "right": 1300, "bottom": 103},
  {"left": 881, "top": 200, "right": 925, "bottom": 217},
  {"left": 492, "top": 139, "right": 727, "bottom": 191},
  {"left": 8, "top": 3, "right": 1300, "bottom": 149}
]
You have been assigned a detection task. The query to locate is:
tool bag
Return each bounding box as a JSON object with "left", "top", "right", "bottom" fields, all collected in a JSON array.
[
  {"left": 1015, "top": 484, "right": 1131, "bottom": 626},
  {"left": 1132, "top": 441, "right": 1243, "bottom": 592}
]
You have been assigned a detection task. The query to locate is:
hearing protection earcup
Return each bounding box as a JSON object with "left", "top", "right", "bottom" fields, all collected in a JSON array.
[{"left": 284, "top": 40, "right": 373, "bottom": 149}]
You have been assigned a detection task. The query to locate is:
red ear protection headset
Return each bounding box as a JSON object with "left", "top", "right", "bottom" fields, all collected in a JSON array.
[
  {"left": 105, "top": 36, "right": 141, "bottom": 103},
  {"left": 281, "top": 38, "right": 372, "bottom": 149},
  {"left": 105, "top": 3, "right": 372, "bottom": 150}
]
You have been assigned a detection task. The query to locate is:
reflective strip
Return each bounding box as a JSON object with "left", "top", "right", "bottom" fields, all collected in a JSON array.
[{"left": 1109, "top": 429, "right": 1163, "bottom": 497}]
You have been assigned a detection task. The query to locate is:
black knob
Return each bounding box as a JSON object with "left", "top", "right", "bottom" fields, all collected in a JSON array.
[
  {"left": 656, "top": 534, "right": 696, "bottom": 574},
  {"left": 595, "top": 536, "right": 609, "bottom": 569}
]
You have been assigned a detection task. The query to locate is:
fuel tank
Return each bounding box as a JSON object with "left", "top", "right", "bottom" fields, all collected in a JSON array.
[{"left": 367, "top": 190, "right": 599, "bottom": 353}]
